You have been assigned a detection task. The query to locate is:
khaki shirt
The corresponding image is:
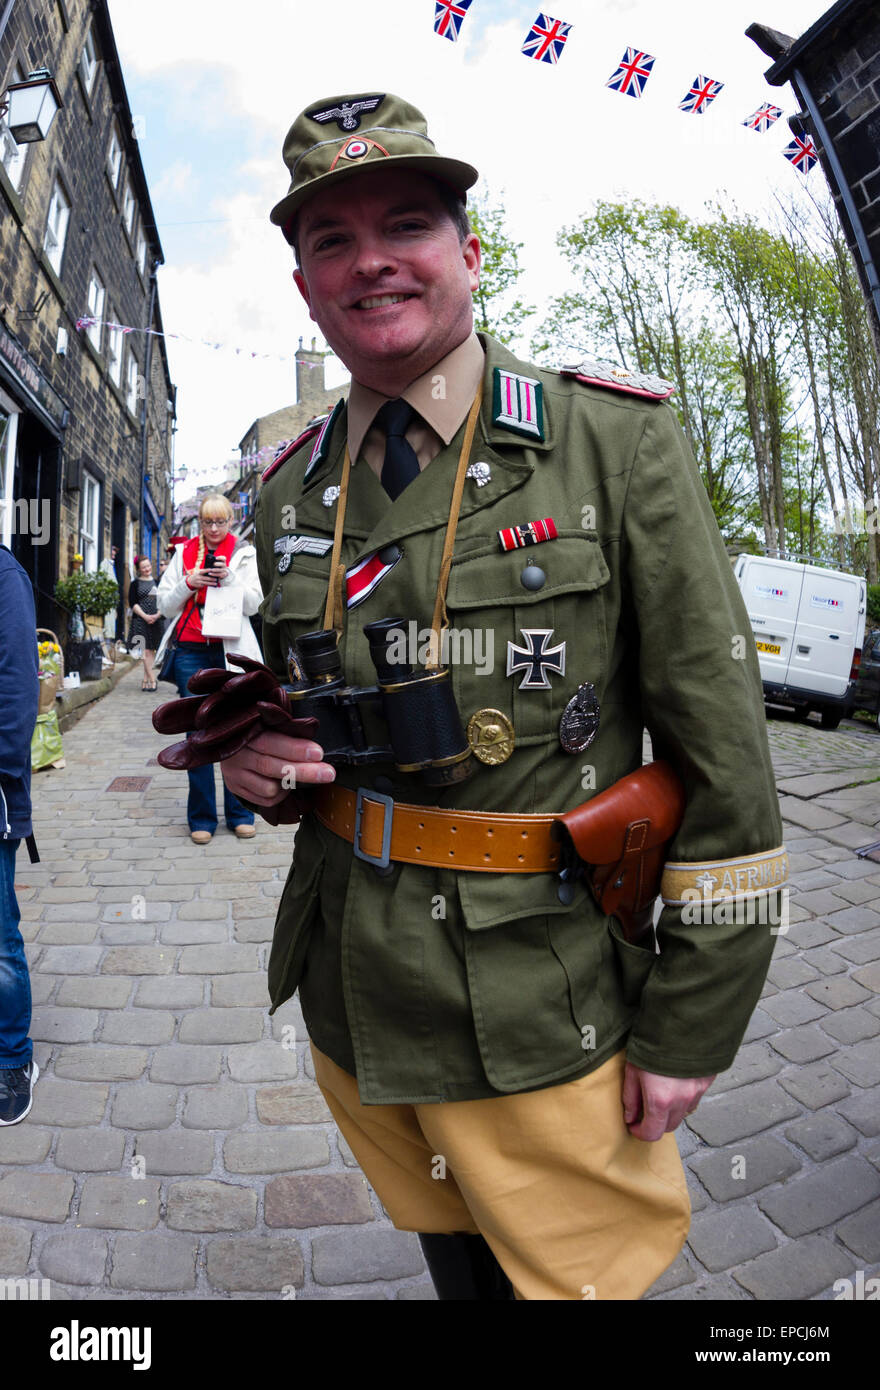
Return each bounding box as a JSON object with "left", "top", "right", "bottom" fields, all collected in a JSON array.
[
  {"left": 347, "top": 332, "right": 484, "bottom": 479},
  {"left": 255, "top": 333, "right": 785, "bottom": 1104}
]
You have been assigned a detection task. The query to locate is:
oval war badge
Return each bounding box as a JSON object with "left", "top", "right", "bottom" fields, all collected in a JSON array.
[{"left": 559, "top": 682, "right": 600, "bottom": 754}]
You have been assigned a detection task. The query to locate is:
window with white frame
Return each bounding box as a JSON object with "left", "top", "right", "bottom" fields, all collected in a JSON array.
[
  {"left": 122, "top": 177, "right": 136, "bottom": 235},
  {"left": 107, "top": 309, "right": 123, "bottom": 387},
  {"left": 86, "top": 270, "right": 105, "bottom": 351},
  {"left": 43, "top": 178, "right": 71, "bottom": 275},
  {"left": 0, "top": 65, "right": 28, "bottom": 194},
  {"left": 126, "top": 349, "right": 140, "bottom": 416},
  {"left": 136, "top": 227, "right": 147, "bottom": 275},
  {"left": 81, "top": 471, "right": 100, "bottom": 572},
  {"left": 79, "top": 25, "right": 98, "bottom": 95},
  {"left": 106, "top": 123, "right": 122, "bottom": 188},
  {"left": 0, "top": 399, "right": 20, "bottom": 550}
]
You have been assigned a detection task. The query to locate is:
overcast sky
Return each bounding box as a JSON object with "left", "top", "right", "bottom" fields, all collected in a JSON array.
[{"left": 106, "top": 0, "right": 833, "bottom": 491}]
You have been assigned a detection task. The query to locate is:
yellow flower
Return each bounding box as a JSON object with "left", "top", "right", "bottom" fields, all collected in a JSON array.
[{"left": 73, "top": 553, "right": 83, "bottom": 562}]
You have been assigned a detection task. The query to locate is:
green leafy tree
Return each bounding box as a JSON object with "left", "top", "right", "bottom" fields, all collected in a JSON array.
[
  {"left": 537, "top": 200, "right": 761, "bottom": 539},
  {"left": 469, "top": 195, "right": 535, "bottom": 348}
]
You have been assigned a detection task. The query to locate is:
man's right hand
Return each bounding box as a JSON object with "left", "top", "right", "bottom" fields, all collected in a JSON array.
[{"left": 221, "top": 730, "right": 336, "bottom": 808}]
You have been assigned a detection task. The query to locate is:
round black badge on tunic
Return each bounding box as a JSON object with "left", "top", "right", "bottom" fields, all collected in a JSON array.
[{"left": 559, "top": 682, "right": 600, "bottom": 754}]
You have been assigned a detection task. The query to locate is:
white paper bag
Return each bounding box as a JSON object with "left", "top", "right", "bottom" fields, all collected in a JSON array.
[{"left": 202, "top": 583, "right": 244, "bottom": 639}]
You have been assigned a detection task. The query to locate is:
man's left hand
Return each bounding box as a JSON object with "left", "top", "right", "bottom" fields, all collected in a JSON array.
[{"left": 622, "top": 1063, "right": 715, "bottom": 1142}]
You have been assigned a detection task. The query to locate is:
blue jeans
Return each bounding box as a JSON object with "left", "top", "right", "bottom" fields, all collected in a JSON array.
[
  {"left": 172, "top": 646, "right": 255, "bottom": 834},
  {"left": 0, "top": 839, "right": 32, "bottom": 1069}
]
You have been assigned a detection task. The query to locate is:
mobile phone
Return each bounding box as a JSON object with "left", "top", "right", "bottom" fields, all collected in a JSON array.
[{"left": 204, "top": 549, "right": 218, "bottom": 584}]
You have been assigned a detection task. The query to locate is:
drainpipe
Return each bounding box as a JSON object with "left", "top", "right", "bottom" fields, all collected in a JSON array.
[
  {"left": 0, "top": 1, "right": 15, "bottom": 47},
  {"left": 138, "top": 259, "right": 158, "bottom": 558}
]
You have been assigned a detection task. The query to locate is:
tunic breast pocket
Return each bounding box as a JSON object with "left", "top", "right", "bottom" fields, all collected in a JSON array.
[
  {"left": 262, "top": 562, "right": 330, "bottom": 677},
  {"left": 445, "top": 532, "right": 611, "bottom": 746}
]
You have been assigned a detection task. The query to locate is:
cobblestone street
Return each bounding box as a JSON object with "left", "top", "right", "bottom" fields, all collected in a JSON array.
[{"left": 1, "top": 669, "right": 879, "bottom": 1300}]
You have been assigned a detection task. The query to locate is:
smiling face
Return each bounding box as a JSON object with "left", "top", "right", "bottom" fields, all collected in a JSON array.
[{"left": 292, "top": 168, "right": 480, "bottom": 394}]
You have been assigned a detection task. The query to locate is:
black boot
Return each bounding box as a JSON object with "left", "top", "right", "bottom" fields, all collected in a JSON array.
[{"left": 418, "top": 1233, "right": 517, "bottom": 1300}]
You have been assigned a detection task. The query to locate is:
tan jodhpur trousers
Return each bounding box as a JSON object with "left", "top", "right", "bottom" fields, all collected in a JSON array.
[{"left": 310, "top": 1042, "right": 691, "bottom": 1300}]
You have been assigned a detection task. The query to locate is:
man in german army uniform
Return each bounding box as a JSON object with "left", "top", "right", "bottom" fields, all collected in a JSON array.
[{"left": 217, "top": 93, "right": 787, "bottom": 1300}]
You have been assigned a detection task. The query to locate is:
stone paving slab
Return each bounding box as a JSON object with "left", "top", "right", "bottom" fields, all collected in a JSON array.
[{"left": 2, "top": 677, "right": 880, "bottom": 1300}]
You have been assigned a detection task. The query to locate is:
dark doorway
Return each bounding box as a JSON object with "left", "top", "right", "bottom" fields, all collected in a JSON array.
[
  {"left": 111, "top": 492, "right": 126, "bottom": 641},
  {"left": 11, "top": 412, "right": 62, "bottom": 633}
]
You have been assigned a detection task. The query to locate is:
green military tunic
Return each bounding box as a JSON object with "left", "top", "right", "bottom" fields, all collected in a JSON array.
[{"left": 254, "top": 333, "right": 785, "bottom": 1105}]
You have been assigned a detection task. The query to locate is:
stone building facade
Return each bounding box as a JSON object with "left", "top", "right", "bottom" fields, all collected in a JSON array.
[
  {"left": 229, "top": 338, "right": 347, "bottom": 542},
  {"left": 750, "top": 0, "right": 880, "bottom": 350},
  {"left": 0, "top": 0, "right": 175, "bottom": 636},
  {"left": 237, "top": 339, "right": 347, "bottom": 475}
]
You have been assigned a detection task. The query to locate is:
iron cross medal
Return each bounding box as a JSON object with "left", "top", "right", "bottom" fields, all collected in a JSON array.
[{"left": 507, "top": 629, "right": 566, "bottom": 690}]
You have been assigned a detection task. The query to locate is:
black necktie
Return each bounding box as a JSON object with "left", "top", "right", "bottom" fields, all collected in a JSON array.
[{"left": 376, "top": 399, "right": 420, "bottom": 501}]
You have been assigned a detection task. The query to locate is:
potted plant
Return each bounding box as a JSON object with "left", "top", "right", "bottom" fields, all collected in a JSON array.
[{"left": 54, "top": 570, "right": 120, "bottom": 679}]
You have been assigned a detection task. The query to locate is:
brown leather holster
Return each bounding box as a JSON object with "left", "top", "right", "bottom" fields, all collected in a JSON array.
[{"left": 551, "top": 761, "right": 686, "bottom": 946}]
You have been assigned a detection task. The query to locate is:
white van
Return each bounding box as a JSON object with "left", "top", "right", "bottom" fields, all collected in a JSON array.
[{"left": 733, "top": 555, "right": 867, "bottom": 729}]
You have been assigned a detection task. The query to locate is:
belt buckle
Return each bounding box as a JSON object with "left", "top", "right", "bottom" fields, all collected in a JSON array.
[{"left": 353, "top": 788, "right": 394, "bottom": 870}]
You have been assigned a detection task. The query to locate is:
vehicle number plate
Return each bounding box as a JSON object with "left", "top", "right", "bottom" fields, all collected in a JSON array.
[{"left": 756, "top": 641, "right": 782, "bottom": 655}]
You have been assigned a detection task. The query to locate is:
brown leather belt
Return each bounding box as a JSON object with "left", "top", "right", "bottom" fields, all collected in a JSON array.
[{"left": 311, "top": 784, "right": 562, "bottom": 873}]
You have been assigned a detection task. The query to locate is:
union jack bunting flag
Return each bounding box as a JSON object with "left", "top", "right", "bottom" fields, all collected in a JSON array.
[
  {"left": 521, "top": 13, "right": 572, "bottom": 65},
  {"left": 743, "top": 102, "right": 783, "bottom": 132},
  {"left": 679, "top": 74, "right": 724, "bottom": 114},
  {"left": 605, "top": 47, "right": 655, "bottom": 99},
  {"left": 433, "top": 0, "right": 473, "bottom": 43},
  {"left": 783, "top": 133, "right": 818, "bottom": 173}
]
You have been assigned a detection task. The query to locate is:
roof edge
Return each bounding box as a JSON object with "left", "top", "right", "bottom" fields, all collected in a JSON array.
[{"left": 754, "top": 0, "right": 870, "bottom": 85}]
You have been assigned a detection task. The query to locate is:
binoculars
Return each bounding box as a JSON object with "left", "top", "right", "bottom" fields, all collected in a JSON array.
[{"left": 286, "top": 619, "right": 473, "bottom": 787}]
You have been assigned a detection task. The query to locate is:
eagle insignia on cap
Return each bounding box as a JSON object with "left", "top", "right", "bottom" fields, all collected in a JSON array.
[{"left": 307, "top": 96, "right": 385, "bottom": 132}]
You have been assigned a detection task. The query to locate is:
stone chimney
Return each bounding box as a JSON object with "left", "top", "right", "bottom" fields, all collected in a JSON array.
[{"left": 295, "top": 337, "right": 327, "bottom": 405}]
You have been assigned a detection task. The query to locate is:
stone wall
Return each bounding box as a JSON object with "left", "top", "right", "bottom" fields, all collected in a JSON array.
[
  {"left": 776, "top": 0, "right": 880, "bottom": 345},
  {"left": 0, "top": 0, "right": 174, "bottom": 628}
]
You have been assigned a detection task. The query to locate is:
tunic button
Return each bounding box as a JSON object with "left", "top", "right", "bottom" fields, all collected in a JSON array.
[
  {"left": 379, "top": 544, "right": 402, "bottom": 565},
  {"left": 557, "top": 879, "right": 576, "bottom": 905},
  {"left": 521, "top": 564, "right": 546, "bottom": 591}
]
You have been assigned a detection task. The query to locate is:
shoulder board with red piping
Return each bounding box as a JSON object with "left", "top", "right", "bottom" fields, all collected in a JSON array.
[
  {"left": 560, "top": 359, "right": 675, "bottom": 401},
  {"left": 261, "top": 398, "right": 344, "bottom": 485},
  {"left": 260, "top": 425, "right": 322, "bottom": 484}
]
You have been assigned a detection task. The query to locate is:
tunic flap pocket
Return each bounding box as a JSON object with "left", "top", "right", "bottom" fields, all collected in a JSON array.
[
  {"left": 458, "top": 866, "right": 589, "bottom": 931},
  {"left": 264, "top": 565, "right": 329, "bottom": 624},
  {"left": 447, "top": 533, "right": 610, "bottom": 610}
]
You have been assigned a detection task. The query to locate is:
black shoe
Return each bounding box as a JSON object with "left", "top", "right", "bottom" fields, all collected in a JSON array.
[
  {"left": 0, "top": 1060, "right": 39, "bottom": 1126},
  {"left": 418, "top": 1233, "right": 517, "bottom": 1300}
]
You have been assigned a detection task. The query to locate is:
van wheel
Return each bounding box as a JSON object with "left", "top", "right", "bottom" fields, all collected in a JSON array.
[{"left": 820, "top": 709, "right": 842, "bottom": 730}]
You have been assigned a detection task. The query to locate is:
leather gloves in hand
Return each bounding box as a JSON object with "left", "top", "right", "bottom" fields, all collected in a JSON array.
[{"left": 151, "top": 653, "right": 317, "bottom": 825}]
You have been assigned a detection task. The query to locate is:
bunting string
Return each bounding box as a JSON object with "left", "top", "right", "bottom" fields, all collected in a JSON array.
[
  {"left": 73, "top": 316, "right": 332, "bottom": 364},
  {"left": 432, "top": 2, "right": 818, "bottom": 175}
]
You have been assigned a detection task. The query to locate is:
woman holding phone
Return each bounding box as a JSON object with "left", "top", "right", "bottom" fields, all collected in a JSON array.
[{"left": 156, "top": 495, "right": 263, "bottom": 844}]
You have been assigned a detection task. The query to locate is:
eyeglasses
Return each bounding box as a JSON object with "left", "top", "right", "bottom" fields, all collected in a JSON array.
[{"left": 202, "top": 518, "right": 229, "bottom": 529}]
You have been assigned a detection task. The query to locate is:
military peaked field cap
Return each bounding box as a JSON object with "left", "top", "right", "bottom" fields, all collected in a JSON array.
[{"left": 270, "top": 91, "right": 479, "bottom": 243}]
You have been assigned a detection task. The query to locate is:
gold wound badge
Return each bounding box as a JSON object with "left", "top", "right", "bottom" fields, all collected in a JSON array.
[{"left": 467, "top": 709, "right": 515, "bottom": 765}]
